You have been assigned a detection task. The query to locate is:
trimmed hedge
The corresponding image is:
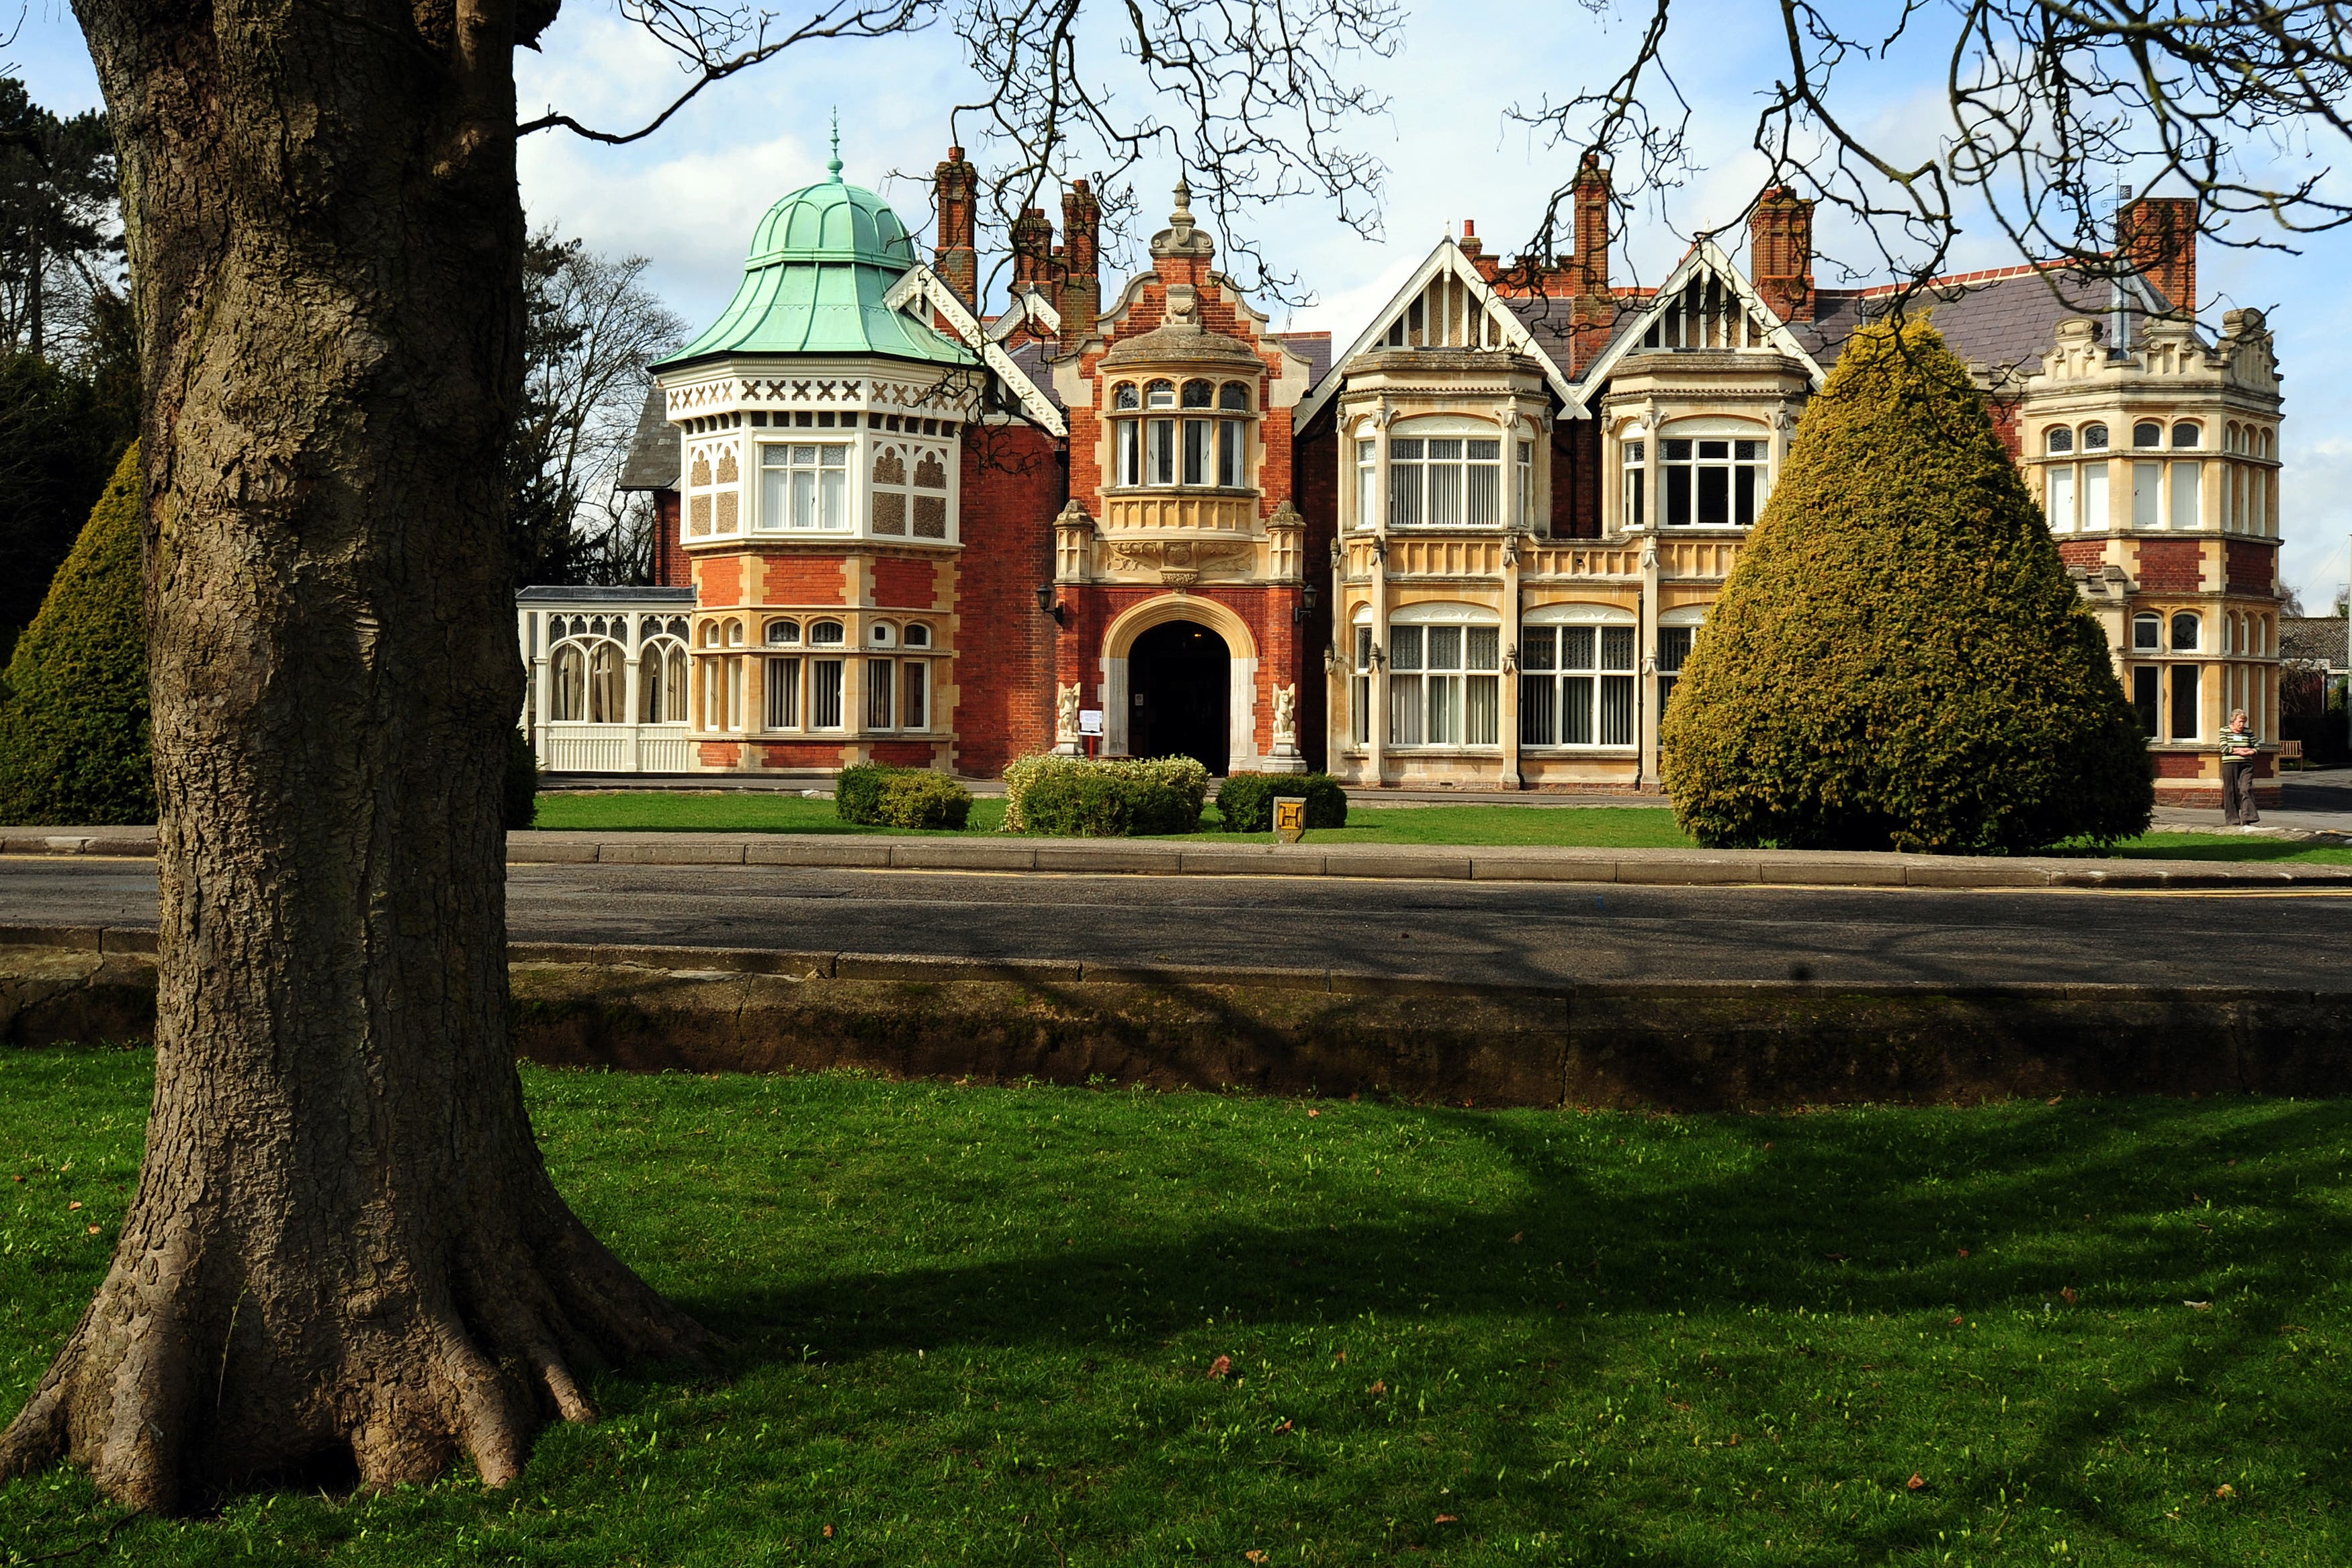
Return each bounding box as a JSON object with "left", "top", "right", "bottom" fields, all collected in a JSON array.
[
  {"left": 1001, "top": 752, "right": 1208, "bottom": 834},
  {"left": 1021, "top": 770, "right": 1194, "bottom": 837},
  {"left": 1659, "top": 318, "right": 2152, "bottom": 853},
  {"left": 0, "top": 445, "right": 153, "bottom": 826},
  {"left": 1215, "top": 772, "right": 1350, "bottom": 833},
  {"left": 835, "top": 763, "right": 973, "bottom": 831}
]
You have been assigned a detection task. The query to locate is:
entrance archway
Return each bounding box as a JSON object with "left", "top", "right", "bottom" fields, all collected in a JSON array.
[{"left": 1127, "top": 619, "right": 1231, "bottom": 775}]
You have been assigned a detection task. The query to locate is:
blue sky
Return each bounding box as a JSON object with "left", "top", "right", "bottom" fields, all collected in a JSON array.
[{"left": 11, "top": 1, "right": 2350, "bottom": 606}]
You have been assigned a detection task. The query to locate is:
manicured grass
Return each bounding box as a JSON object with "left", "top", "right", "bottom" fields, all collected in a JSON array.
[
  {"left": 8, "top": 1048, "right": 2352, "bottom": 1564},
  {"left": 529, "top": 790, "right": 2352, "bottom": 861}
]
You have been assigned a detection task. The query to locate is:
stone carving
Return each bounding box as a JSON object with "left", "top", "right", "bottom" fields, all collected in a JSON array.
[
  {"left": 1271, "top": 683, "right": 1298, "bottom": 746},
  {"left": 1055, "top": 683, "right": 1082, "bottom": 744},
  {"left": 1105, "top": 535, "right": 1252, "bottom": 586}
]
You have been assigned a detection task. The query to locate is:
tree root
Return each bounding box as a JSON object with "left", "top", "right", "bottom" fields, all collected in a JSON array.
[{"left": 0, "top": 1192, "right": 707, "bottom": 1514}]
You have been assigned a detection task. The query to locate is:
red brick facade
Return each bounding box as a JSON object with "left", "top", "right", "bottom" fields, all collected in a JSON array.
[
  {"left": 2225, "top": 539, "right": 2275, "bottom": 597},
  {"left": 871, "top": 556, "right": 943, "bottom": 609},
  {"left": 950, "top": 424, "right": 1062, "bottom": 777},
  {"left": 2134, "top": 539, "right": 2202, "bottom": 593}
]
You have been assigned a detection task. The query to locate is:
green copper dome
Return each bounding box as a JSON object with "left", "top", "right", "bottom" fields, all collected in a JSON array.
[{"left": 655, "top": 148, "right": 975, "bottom": 371}]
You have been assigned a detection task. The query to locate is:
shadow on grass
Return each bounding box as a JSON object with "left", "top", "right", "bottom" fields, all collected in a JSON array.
[{"left": 650, "top": 1096, "right": 2352, "bottom": 1565}]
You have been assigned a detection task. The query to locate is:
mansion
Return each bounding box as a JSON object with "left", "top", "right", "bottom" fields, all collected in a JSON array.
[{"left": 517, "top": 143, "right": 2288, "bottom": 806}]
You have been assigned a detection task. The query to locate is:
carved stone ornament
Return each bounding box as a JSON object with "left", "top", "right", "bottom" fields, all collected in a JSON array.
[
  {"left": 1054, "top": 497, "right": 1096, "bottom": 533},
  {"left": 1266, "top": 497, "right": 1305, "bottom": 533},
  {"left": 1271, "top": 683, "right": 1299, "bottom": 746},
  {"left": 1055, "top": 683, "right": 1082, "bottom": 744},
  {"left": 1106, "top": 535, "right": 1253, "bottom": 586}
]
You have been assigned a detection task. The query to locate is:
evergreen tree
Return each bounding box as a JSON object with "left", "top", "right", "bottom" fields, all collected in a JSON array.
[
  {"left": 1660, "top": 318, "right": 2152, "bottom": 853},
  {"left": 0, "top": 443, "right": 151, "bottom": 824}
]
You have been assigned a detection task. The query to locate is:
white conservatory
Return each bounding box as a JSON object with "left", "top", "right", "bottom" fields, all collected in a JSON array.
[{"left": 517, "top": 586, "right": 699, "bottom": 773}]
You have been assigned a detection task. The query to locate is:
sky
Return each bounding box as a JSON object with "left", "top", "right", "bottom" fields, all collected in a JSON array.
[{"left": 11, "top": 0, "right": 2351, "bottom": 607}]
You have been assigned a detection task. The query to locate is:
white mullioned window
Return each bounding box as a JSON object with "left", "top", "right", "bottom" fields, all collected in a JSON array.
[
  {"left": 761, "top": 441, "right": 849, "bottom": 531},
  {"left": 2169, "top": 460, "right": 2202, "bottom": 529},
  {"left": 1620, "top": 439, "right": 1646, "bottom": 529},
  {"left": 1517, "top": 440, "right": 1535, "bottom": 527},
  {"left": 1350, "top": 622, "right": 1373, "bottom": 746},
  {"left": 2045, "top": 464, "right": 2076, "bottom": 531},
  {"left": 1111, "top": 378, "right": 1253, "bottom": 490},
  {"left": 1387, "top": 421, "right": 1504, "bottom": 527},
  {"left": 1519, "top": 611, "right": 1638, "bottom": 748},
  {"left": 2081, "top": 460, "right": 2109, "bottom": 530},
  {"left": 1354, "top": 439, "right": 1377, "bottom": 529},
  {"left": 1385, "top": 609, "right": 1501, "bottom": 746},
  {"left": 1660, "top": 432, "right": 1770, "bottom": 525}
]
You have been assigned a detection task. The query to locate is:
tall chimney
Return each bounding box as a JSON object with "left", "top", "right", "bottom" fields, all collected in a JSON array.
[
  {"left": 1571, "top": 155, "right": 1612, "bottom": 297},
  {"left": 1059, "top": 179, "right": 1100, "bottom": 353},
  {"left": 1010, "top": 205, "right": 1055, "bottom": 296},
  {"left": 1748, "top": 186, "right": 1815, "bottom": 322},
  {"left": 2118, "top": 191, "right": 2198, "bottom": 318},
  {"left": 933, "top": 145, "right": 979, "bottom": 310}
]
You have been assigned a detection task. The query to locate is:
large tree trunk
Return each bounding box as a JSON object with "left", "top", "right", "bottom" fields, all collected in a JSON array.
[{"left": 0, "top": 0, "right": 703, "bottom": 1514}]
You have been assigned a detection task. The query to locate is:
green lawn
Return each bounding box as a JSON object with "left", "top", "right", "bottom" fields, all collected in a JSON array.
[
  {"left": 528, "top": 791, "right": 2352, "bottom": 862},
  {"left": 7, "top": 1047, "right": 2352, "bottom": 1565}
]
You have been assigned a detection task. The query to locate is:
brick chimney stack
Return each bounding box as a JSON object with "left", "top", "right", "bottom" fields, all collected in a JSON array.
[
  {"left": 1059, "top": 179, "right": 1100, "bottom": 352},
  {"left": 1749, "top": 186, "right": 1815, "bottom": 323},
  {"left": 2118, "top": 193, "right": 2198, "bottom": 316},
  {"left": 1571, "top": 155, "right": 1612, "bottom": 297},
  {"left": 1010, "top": 206, "right": 1055, "bottom": 301},
  {"left": 933, "top": 145, "right": 979, "bottom": 310}
]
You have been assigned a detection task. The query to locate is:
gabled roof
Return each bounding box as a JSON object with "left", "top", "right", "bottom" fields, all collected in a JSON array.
[
  {"left": 988, "top": 289, "right": 1061, "bottom": 343},
  {"left": 1573, "top": 238, "right": 1826, "bottom": 392},
  {"left": 882, "top": 265, "right": 1068, "bottom": 435},
  {"left": 1295, "top": 238, "right": 1585, "bottom": 432}
]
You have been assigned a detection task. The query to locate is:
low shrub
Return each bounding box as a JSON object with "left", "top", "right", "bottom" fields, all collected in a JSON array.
[
  {"left": 1215, "top": 772, "right": 1350, "bottom": 833},
  {"left": 1001, "top": 752, "right": 1208, "bottom": 833},
  {"left": 1022, "top": 770, "right": 1194, "bottom": 837},
  {"left": 834, "top": 763, "right": 893, "bottom": 824},
  {"left": 505, "top": 731, "right": 539, "bottom": 830},
  {"left": 875, "top": 770, "right": 973, "bottom": 830},
  {"left": 836, "top": 763, "right": 973, "bottom": 830}
]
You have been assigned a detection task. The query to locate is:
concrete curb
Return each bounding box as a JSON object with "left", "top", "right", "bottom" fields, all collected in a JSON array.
[{"left": 7, "top": 824, "right": 2351, "bottom": 891}]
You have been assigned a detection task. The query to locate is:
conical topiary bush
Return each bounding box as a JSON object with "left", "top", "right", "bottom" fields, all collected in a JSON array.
[
  {"left": 0, "top": 443, "right": 154, "bottom": 824},
  {"left": 1659, "top": 319, "right": 2151, "bottom": 853}
]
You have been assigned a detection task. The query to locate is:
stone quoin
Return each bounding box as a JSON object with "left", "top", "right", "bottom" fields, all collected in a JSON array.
[{"left": 515, "top": 144, "right": 2288, "bottom": 808}]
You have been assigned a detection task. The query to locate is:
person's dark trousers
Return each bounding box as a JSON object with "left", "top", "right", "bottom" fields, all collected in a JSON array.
[{"left": 2222, "top": 759, "right": 2260, "bottom": 824}]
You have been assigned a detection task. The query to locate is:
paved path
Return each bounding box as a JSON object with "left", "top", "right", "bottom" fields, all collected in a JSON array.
[{"left": 8, "top": 857, "right": 2347, "bottom": 989}]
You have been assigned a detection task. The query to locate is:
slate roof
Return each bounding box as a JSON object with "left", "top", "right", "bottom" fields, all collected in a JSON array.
[
  {"left": 2283, "top": 617, "right": 2350, "bottom": 668},
  {"left": 516, "top": 584, "right": 696, "bottom": 604},
  {"left": 1793, "top": 267, "right": 2143, "bottom": 379},
  {"left": 1276, "top": 331, "right": 1332, "bottom": 388},
  {"left": 1000, "top": 339, "right": 1066, "bottom": 414},
  {"left": 615, "top": 383, "right": 679, "bottom": 492},
  {"left": 1499, "top": 296, "right": 1581, "bottom": 372}
]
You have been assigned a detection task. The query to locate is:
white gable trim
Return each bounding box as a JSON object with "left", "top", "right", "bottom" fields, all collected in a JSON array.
[
  {"left": 1575, "top": 239, "right": 1827, "bottom": 394},
  {"left": 1295, "top": 238, "right": 1585, "bottom": 433},
  {"left": 988, "top": 288, "right": 1063, "bottom": 343},
  {"left": 884, "top": 265, "right": 1068, "bottom": 436}
]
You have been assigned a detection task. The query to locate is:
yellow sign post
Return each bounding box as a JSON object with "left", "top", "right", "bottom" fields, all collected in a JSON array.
[{"left": 1273, "top": 797, "right": 1307, "bottom": 844}]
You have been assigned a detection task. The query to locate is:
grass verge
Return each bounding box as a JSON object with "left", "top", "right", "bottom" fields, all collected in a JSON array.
[
  {"left": 6, "top": 1048, "right": 2351, "bottom": 1564},
  {"left": 528, "top": 791, "right": 2352, "bottom": 862}
]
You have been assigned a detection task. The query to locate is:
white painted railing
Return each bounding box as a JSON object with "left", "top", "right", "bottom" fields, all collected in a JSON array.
[{"left": 536, "top": 722, "right": 693, "bottom": 773}]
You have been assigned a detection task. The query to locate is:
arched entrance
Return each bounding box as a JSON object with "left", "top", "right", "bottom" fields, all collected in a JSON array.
[{"left": 1127, "top": 619, "right": 1231, "bottom": 775}]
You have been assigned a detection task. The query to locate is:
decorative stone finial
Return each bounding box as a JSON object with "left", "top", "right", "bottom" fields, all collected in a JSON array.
[
  {"left": 1172, "top": 175, "right": 1194, "bottom": 226},
  {"left": 827, "top": 110, "right": 842, "bottom": 182}
]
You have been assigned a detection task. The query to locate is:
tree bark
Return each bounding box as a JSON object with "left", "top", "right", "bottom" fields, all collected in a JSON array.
[{"left": 0, "top": 0, "right": 703, "bottom": 1514}]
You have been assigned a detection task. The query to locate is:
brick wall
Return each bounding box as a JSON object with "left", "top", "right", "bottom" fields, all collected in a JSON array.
[
  {"left": 1061, "top": 581, "right": 1303, "bottom": 764},
  {"left": 757, "top": 555, "right": 850, "bottom": 605},
  {"left": 869, "top": 740, "right": 941, "bottom": 767},
  {"left": 1985, "top": 395, "right": 2022, "bottom": 461},
  {"left": 759, "top": 742, "right": 848, "bottom": 769},
  {"left": 698, "top": 742, "right": 741, "bottom": 767},
  {"left": 2154, "top": 752, "right": 2205, "bottom": 778},
  {"left": 652, "top": 492, "right": 687, "bottom": 587},
  {"left": 2057, "top": 539, "right": 2109, "bottom": 571},
  {"left": 871, "top": 556, "right": 943, "bottom": 609},
  {"left": 952, "top": 423, "right": 1063, "bottom": 778},
  {"left": 1559, "top": 418, "right": 1602, "bottom": 537},
  {"left": 695, "top": 554, "right": 742, "bottom": 605},
  {"left": 2225, "top": 539, "right": 2276, "bottom": 597},
  {"left": 2135, "top": 539, "right": 2203, "bottom": 593}
]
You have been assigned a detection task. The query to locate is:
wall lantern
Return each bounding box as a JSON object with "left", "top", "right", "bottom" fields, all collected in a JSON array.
[
  {"left": 1292, "top": 582, "right": 1319, "bottom": 625},
  {"left": 1034, "top": 584, "right": 1067, "bottom": 626}
]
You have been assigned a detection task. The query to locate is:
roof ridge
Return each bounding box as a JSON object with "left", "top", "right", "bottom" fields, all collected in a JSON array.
[{"left": 1853, "top": 253, "right": 2114, "bottom": 299}]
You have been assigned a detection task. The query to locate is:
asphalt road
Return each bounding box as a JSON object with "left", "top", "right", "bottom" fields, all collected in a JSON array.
[{"left": 5, "top": 856, "right": 2347, "bottom": 988}]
